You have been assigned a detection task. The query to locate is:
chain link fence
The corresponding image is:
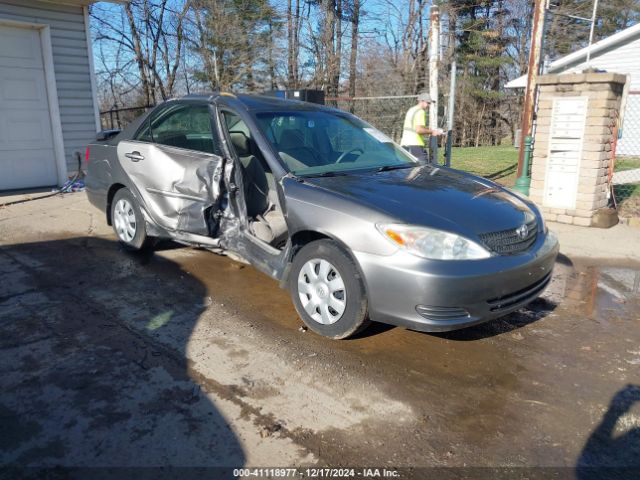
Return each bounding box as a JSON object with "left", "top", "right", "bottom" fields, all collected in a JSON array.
[
  {"left": 326, "top": 95, "right": 418, "bottom": 144},
  {"left": 612, "top": 91, "right": 640, "bottom": 220}
]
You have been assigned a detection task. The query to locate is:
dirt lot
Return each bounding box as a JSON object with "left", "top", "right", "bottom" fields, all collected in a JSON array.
[{"left": 1, "top": 192, "right": 639, "bottom": 479}]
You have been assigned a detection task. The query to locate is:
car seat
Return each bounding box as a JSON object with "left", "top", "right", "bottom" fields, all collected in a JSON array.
[{"left": 229, "top": 132, "right": 287, "bottom": 246}]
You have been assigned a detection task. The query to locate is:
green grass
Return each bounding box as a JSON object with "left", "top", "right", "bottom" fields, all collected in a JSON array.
[
  {"left": 442, "top": 147, "right": 640, "bottom": 188},
  {"left": 613, "top": 156, "right": 640, "bottom": 217},
  {"left": 442, "top": 145, "right": 519, "bottom": 186},
  {"left": 614, "top": 156, "right": 640, "bottom": 172}
]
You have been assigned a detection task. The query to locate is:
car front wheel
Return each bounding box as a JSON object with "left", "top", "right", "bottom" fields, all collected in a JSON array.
[
  {"left": 111, "top": 188, "right": 150, "bottom": 251},
  {"left": 289, "top": 239, "right": 369, "bottom": 339}
]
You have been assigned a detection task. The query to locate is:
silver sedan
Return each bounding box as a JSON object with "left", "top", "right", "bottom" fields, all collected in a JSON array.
[{"left": 86, "top": 93, "right": 558, "bottom": 339}]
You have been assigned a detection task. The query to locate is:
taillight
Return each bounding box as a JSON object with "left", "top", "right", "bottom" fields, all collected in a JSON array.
[{"left": 85, "top": 146, "right": 91, "bottom": 165}]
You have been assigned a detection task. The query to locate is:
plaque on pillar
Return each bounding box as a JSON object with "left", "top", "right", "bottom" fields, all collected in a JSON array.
[{"left": 543, "top": 97, "right": 588, "bottom": 209}]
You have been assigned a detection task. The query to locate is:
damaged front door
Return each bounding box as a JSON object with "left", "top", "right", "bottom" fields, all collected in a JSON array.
[{"left": 117, "top": 102, "right": 225, "bottom": 236}]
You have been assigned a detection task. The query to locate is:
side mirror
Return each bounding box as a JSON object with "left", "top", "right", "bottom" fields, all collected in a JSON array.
[{"left": 96, "top": 129, "right": 121, "bottom": 141}]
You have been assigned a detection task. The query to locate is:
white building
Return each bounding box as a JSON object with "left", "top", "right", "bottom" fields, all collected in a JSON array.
[
  {"left": 0, "top": 0, "right": 122, "bottom": 191},
  {"left": 506, "top": 23, "right": 640, "bottom": 157}
]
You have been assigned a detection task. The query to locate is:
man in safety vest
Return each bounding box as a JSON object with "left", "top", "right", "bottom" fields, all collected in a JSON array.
[{"left": 400, "top": 92, "right": 443, "bottom": 162}]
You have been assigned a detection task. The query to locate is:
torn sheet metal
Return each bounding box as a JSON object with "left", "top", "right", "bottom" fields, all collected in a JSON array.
[
  {"left": 216, "top": 154, "right": 242, "bottom": 242},
  {"left": 117, "top": 141, "right": 225, "bottom": 236}
]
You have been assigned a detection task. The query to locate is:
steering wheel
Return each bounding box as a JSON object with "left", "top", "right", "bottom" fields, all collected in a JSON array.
[{"left": 335, "top": 148, "right": 364, "bottom": 163}]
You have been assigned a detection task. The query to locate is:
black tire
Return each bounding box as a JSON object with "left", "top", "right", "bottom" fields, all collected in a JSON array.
[
  {"left": 289, "top": 239, "right": 369, "bottom": 339},
  {"left": 111, "top": 188, "right": 151, "bottom": 251}
]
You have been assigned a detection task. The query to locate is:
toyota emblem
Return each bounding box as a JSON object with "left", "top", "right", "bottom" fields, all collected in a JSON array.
[{"left": 516, "top": 224, "right": 528, "bottom": 239}]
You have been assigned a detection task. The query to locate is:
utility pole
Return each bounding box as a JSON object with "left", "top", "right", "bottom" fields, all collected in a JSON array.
[
  {"left": 585, "top": 0, "right": 600, "bottom": 67},
  {"left": 429, "top": 5, "right": 440, "bottom": 164},
  {"left": 445, "top": 60, "right": 456, "bottom": 167},
  {"left": 514, "top": 0, "right": 547, "bottom": 193}
]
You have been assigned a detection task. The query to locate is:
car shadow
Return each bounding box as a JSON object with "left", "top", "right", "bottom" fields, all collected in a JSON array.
[
  {"left": 576, "top": 384, "right": 640, "bottom": 480},
  {"left": 349, "top": 321, "right": 396, "bottom": 339},
  {"left": 430, "top": 296, "right": 557, "bottom": 342},
  {"left": 352, "top": 288, "right": 558, "bottom": 342},
  {"left": 0, "top": 237, "right": 245, "bottom": 476},
  {"left": 351, "top": 295, "right": 557, "bottom": 342},
  {"left": 556, "top": 253, "right": 573, "bottom": 267}
]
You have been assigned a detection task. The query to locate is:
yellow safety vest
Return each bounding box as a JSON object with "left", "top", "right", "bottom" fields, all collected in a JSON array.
[{"left": 400, "top": 104, "right": 427, "bottom": 147}]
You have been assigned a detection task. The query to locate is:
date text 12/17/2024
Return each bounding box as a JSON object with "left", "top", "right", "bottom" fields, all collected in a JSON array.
[{"left": 233, "top": 468, "right": 400, "bottom": 478}]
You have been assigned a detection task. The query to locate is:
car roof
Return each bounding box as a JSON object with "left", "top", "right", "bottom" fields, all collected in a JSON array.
[
  {"left": 179, "top": 92, "right": 340, "bottom": 114},
  {"left": 104, "top": 92, "right": 346, "bottom": 145}
]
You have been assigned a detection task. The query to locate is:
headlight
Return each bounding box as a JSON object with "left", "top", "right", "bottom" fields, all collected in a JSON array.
[{"left": 377, "top": 224, "right": 491, "bottom": 260}]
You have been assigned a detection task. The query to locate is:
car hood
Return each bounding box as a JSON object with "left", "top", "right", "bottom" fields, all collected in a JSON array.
[{"left": 301, "top": 165, "right": 534, "bottom": 235}]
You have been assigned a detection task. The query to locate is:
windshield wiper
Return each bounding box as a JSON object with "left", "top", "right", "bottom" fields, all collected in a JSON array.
[
  {"left": 376, "top": 164, "right": 416, "bottom": 172},
  {"left": 301, "top": 171, "right": 348, "bottom": 178}
]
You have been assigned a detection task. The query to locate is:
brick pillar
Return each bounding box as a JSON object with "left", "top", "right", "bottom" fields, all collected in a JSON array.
[{"left": 529, "top": 73, "right": 626, "bottom": 227}]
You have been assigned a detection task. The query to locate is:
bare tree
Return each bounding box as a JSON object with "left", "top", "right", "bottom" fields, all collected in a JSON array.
[
  {"left": 348, "top": 0, "right": 360, "bottom": 105},
  {"left": 90, "top": 0, "right": 637, "bottom": 148},
  {"left": 287, "top": 0, "right": 302, "bottom": 88},
  {"left": 92, "top": 0, "right": 190, "bottom": 105},
  {"left": 372, "top": 0, "right": 429, "bottom": 95}
]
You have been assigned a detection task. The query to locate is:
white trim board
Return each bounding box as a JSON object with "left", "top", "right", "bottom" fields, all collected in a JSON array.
[
  {"left": 83, "top": 5, "right": 100, "bottom": 133},
  {"left": 0, "top": 18, "right": 67, "bottom": 187}
]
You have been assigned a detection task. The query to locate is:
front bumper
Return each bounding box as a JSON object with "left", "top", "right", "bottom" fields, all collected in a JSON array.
[{"left": 353, "top": 231, "right": 559, "bottom": 332}]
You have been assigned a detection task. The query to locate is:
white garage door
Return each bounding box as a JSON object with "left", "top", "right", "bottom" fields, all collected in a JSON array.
[{"left": 0, "top": 25, "right": 57, "bottom": 190}]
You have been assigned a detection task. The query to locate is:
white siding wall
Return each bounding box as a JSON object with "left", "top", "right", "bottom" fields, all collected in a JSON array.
[
  {"left": 0, "top": 0, "right": 97, "bottom": 174},
  {"left": 559, "top": 33, "right": 640, "bottom": 156}
]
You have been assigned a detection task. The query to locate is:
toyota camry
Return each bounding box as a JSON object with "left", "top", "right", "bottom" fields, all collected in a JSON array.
[{"left": 86, "top": 93, "right": 559, "bottom": 339}]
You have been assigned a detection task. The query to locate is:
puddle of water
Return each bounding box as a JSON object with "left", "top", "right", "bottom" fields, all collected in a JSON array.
[
  {"left": 162, "top": 246, "right": 640, "bottom": 340},
  {"left": 544, "top": 262, "right": 640, "bottom": 320}
]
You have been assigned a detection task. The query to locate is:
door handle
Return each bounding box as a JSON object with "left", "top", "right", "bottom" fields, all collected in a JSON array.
[{"left": 125, "top": 151, "right": 144, "bottom": 162}]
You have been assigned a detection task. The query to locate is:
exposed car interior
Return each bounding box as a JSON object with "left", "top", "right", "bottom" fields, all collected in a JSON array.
[
  {"left": 223, "top": 112, "right": 288, "bottom": 248},
  {"left": 276, "top": 129, "right": 324, "bottom": 170}
]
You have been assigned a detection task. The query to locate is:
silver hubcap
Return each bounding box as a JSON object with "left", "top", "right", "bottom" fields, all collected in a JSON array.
[
  {"left": 113, "top": 198, "right": 137, "bottom": 243},
  {"left": 297, "top": 258, "right": 346, "bottom": 325}
]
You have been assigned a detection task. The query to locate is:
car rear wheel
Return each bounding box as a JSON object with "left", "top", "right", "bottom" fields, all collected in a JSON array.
[
  {"left": 111, "top": 188, "right": 150, "bottom": 251},
  {"left": 290, "top": 240, "right": 369, "bottom": 339}
]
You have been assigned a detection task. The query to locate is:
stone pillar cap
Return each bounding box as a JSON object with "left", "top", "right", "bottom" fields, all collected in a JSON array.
[{"left": 536, "top": 72, "right": 627, "bottom": 85}]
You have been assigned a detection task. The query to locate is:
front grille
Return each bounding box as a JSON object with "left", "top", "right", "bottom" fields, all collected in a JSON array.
[
  {"left": 486, "top": 272, "right": 552, "bottom": 312},
  {"left": 478, "top": 218, "right": 538, "bottom": 255},
  {"left": 416, "top": 305, "right": 470, "bottom": 320}
]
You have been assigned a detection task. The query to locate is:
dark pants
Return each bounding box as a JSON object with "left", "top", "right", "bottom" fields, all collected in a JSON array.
[{"left": 404, "top": 145, "right": 428, "bottom": 163}]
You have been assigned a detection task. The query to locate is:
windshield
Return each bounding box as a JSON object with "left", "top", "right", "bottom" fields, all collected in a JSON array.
[{"left": 255, "top": 111, "right": 418, "bottom": 176}]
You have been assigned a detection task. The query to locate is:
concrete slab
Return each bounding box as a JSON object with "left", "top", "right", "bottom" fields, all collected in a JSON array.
[{"left": 549, "top": 220, "right": 640, "bottom": 261}]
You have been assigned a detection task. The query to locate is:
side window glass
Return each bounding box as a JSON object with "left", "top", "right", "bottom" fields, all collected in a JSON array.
[
  {"left": 146, "top": 104, "right": 221, "bottom": 155},
  {"left": 134, "top": 118, "right": 153, "bottom": 142},
  {"left": 223, "top": 111, "right": 250, "bottom": 137},
  {"left": 223, "top": 111, "right": 252, "bottom": 156},
  {"left": 223, "top": 110, "right": 271, "bottom": 172}
]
